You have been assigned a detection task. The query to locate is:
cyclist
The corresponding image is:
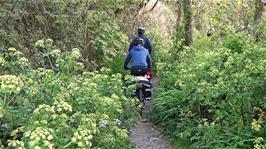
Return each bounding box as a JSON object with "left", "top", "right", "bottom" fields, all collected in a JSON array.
[
  {"left": 124, "top": 38, "right": 151, "bottom": 76},
  {"left": 129, "top": 27, "right": 153, "bottom": 54}
]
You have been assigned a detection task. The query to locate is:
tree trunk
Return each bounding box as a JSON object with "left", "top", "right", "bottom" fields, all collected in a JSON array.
[
  {"left": 175, "top": 1, "right": 182, "bottom": 37},
  {"left": 254, "top": 0, "right": 265, "bottom": 41},
  {"left": 182, "top": 0, "right": 193, "bottom": 46},
  {"left": 254, "top": 0, "right": 265, "bottom": 21}
]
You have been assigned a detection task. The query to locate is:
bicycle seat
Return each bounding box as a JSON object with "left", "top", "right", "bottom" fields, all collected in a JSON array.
[{"left": 133, "top": 76, "right": 149, "bottom": 82}]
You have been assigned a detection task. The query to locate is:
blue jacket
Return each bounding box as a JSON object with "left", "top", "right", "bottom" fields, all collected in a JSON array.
[
  {"left": 129, "top": 35, "right": 152, "bottom": 54},
  {"left": 124, "top": 45, "right": 151, "bottom": 70}
]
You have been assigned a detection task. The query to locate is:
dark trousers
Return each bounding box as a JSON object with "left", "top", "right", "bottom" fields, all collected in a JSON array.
[{"left": 131, "top": 67, "right": 148, "bottom": 76}]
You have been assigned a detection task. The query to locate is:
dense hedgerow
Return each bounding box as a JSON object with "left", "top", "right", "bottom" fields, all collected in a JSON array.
[
  {"left": 151, "top": 34, "right": 266, "bottom": 149},
  {"left": 0, "top": 0, "right": 145, "bottom": 68},
  {"left": 0, "top": 39, "right": 139, "bottom": 148}
]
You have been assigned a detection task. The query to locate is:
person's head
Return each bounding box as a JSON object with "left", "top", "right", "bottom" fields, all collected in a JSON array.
[
  {"left": 136, "top": 37, "right": 144, "bottom": 46},
  {"left": 137, "top": 27, "right": 145, "bottom": 35}
]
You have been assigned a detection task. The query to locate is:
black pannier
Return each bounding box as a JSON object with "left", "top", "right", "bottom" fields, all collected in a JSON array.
[{"left": 138, "top": 79, "right": 152, "bottom": 100}]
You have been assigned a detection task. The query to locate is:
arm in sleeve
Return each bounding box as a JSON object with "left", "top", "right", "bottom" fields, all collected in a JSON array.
[
  {"left": 146, "top": 53, "right": 152, "bottom": 70},
  {"left": 146, "top": 39, "right": 152, "bottom": 54},
  {"left": 124, "top": 52, "right": 132, "bottom": 70}
]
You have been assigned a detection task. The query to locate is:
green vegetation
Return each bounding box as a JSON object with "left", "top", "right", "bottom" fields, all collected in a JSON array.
[
  {"left": 150, "top": 0, "right": 266, "bottom": 148},
  {"left": 152, "top": 33, "right": 266, "bottom": 148},
  {"left": 0, "top": 0, "right": 145, "bottom": 148},
  {"left": 0, "top": 40, "right": 140, "bottom": 148},
  {"left": 0, "top": 0, "right": 144, "bottom": 67},
  {"left": 1, "top": 0, "right": 266, "bottom": 148}
]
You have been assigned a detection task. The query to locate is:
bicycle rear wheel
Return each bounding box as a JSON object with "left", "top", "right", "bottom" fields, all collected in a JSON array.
[{"left": 137, "top": 88, "right": 145, "bottom": 117}]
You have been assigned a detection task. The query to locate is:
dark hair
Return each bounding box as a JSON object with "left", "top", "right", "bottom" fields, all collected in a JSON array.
[
  {"left": 136, "top": 38, "right": 144, "bottom": 46},
  {"left": 137, "top": 27, "right": 145, "bottom": 35}
]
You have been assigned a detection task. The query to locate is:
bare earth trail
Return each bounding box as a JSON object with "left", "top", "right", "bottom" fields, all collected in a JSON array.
[
  {"left": 129, "top": 78, "right": 172, "bottom": 149},
  {"left": 129, "top": 1, "right": 175, "bottom": 148}
]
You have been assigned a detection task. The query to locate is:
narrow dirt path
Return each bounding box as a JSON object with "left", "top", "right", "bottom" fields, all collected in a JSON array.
[
  {"left": 129, "top": 1, "right": 175, "bottom": 148},
  {"left": 129, "top": 79, "right": 172, "bottom": 149}
]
